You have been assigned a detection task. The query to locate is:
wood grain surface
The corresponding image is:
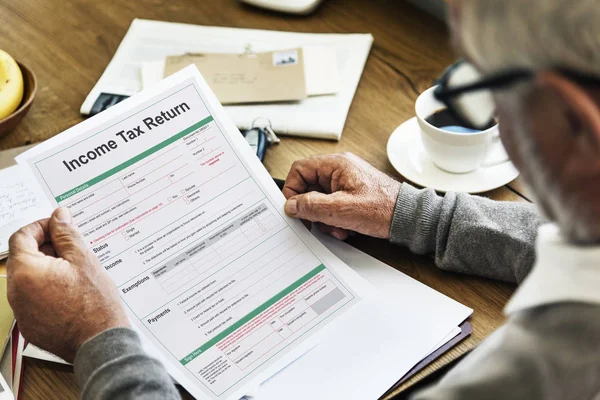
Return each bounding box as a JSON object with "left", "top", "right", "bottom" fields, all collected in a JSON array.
[{"left": 0, "top": 0, "right": 529, "bottom": 398}]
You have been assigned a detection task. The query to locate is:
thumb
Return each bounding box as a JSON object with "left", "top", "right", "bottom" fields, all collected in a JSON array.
[
  {"left": 285, "top": 191, "right": 348, "bottom": 226},
  {"left": 48, "top": 207, "right": 88, "bottom": 262}
]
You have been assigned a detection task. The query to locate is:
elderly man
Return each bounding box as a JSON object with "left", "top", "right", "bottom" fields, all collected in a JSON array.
[{"left": 7, "top": 0, "right": 600, "bottom": 398}]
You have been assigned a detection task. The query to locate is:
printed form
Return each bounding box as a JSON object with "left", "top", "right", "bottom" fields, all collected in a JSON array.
[{"left": 19, "top": 67, "right": 367, "bottom": 399}]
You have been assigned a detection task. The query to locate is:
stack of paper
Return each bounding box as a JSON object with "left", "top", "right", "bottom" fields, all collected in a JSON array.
[
  {"left": 81, "top": 19, "right": 373, "bottom": 140},
  {"left": 18, "top": 66, "right": 470, "bottom": 399}
]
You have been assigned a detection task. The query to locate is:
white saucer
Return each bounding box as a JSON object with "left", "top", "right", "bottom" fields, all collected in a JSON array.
[{"left": 386, "top": 117, "right": 519, "bottom": 193}]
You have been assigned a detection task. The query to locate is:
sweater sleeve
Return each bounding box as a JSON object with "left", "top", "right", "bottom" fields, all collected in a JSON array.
[
  {"left": 74, "top": 327, "right": 180, "bottom": 400},
  {"left": 390, "top": 183, "right": 544, "bottom": 282},
  {"left": 411, "top": 303, "right": 600, "bottom": 400}
]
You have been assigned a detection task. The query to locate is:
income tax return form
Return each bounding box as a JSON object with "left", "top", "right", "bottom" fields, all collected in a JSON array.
[
  {"left": 17, "top": 66, "right": 470, "bottom": 399},
  {"left": 17, "top": 65, "right": 371, "bottom": 399}
]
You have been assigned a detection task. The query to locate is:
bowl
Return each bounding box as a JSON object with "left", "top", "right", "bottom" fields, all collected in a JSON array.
[{"left": 0, "top": 61, "right": 37, "bottom": 138}]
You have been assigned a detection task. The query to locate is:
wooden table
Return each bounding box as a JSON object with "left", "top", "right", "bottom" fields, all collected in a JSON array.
[{"left": 0, "top": 0, "right": 531, "bottom": 398}]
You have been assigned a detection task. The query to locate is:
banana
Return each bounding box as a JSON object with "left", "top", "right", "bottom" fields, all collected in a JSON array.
[{"left": 0, "top": 49, "right": 24, "bottom": 120}]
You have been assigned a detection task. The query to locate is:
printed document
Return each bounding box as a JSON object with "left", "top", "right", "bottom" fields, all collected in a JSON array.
[
  {"left": 0, "top": 165, "right": 52, "bottom": 257},
  {"left": 18, "top": 66, "right": 368, "bottom": 399}
]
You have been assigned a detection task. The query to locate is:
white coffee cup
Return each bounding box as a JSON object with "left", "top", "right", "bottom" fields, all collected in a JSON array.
[{"left": 415, "top": 86, "right": 508, "bottom": 174}]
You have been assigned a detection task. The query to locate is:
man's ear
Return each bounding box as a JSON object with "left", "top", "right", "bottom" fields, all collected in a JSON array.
[{"left": 537, "top": 71, "right": 600, "bottom": 152}]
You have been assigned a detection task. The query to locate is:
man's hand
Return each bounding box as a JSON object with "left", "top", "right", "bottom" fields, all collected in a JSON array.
[
  {"left": 283, "top": 153, "right": 401, "bottom": 240},
  {"left": 7, "top": 207, "right": 129, "bottom": 363}
]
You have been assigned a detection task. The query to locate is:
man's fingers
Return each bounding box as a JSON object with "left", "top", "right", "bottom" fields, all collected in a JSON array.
[
  {"left": 283, "top": 156, "right": 339, "bottom": 199},
  {"left": 285, "top": 191, "right": 349, "bottom": 227},
  {"left": 283, "top": 161, "right": 314, "bottom": 199},
  {"left": 7, "top": 219, "right": 52, "bottom": 277},
  {"left": 8, "top": 219, "right": 50, "bottom": 256},
  {"left": 48, "top": 207, "right": 88, "bottom": 263}
]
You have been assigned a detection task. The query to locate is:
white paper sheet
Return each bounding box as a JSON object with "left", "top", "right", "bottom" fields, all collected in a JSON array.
[
  {"left": 0, "top": 371, "right": 13, "bottom": 400},
  {"left": 0, "top": 165, "right": 53, "bottom": 257},
  {"left": 0, "top": 336, "right": 12, "bottom": 391},
  {"left": 302, "top": 46, "right": 341, "bottom": 96},
  {"left": 81, "top": 19, "right": 372, "bottom": 140},
  {"left": 426, "top": 326, "right": 462, "bottom": 359},
  {"left": 11, "top": 334, "right": 23, "bottom": 400},
  {"left": 255, "top": 231, "right": 471, "bottom": 400},
  {"left": 22, "top": 344, "right": 68, "bottom": 365}
]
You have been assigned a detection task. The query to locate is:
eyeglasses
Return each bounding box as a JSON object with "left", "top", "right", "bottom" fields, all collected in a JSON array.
[{"left": 433, "top": 60, "right": 600, "bottom": 130}]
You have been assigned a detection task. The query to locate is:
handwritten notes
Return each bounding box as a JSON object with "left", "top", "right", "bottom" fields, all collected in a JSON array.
[{"left": 0, "top": 166, "right": 51, "bottom": 257}]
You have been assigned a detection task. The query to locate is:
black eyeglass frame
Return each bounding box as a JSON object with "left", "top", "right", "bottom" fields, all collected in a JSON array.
[{"left": 433, "top": 60, "right": 600, "bottom": 130}]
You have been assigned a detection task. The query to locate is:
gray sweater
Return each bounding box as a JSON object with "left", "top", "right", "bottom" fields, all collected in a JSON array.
[{"left": 73, "top": 183, "right": 599, "bottom": 399}]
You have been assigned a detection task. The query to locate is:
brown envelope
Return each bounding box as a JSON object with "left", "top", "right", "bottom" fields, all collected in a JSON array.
[{"left": 164, "top": 49, "right": 307, "bottom": 104}]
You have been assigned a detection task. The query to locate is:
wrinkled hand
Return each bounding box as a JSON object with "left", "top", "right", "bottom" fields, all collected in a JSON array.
[
  {"left": 7, "top": 208, "right": 129, "bottom": 363},
  {"left": 283, "top": 153, "right": 401, "bottom": 240}
]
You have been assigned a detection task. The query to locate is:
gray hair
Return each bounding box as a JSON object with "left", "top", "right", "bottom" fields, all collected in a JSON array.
[{"left": 460, "top": 0, "right": 600, "bottom": 75}]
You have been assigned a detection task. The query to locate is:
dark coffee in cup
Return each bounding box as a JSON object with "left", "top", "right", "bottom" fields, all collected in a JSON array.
[
  {"left": 416, "top": 86, "right": 508, "bottom": 172},
  {"left": 425, "top": 108, "right": 496, "bottom": 133}
]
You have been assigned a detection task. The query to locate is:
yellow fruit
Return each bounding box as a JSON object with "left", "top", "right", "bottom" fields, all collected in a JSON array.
[{"left": 0, "top": 49, "right": 24, "bottom": 120}]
